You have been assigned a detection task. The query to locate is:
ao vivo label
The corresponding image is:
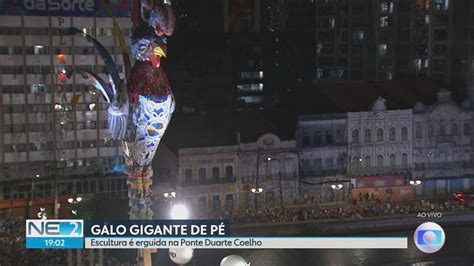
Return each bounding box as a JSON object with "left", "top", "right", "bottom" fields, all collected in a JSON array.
[{"left": 26, "top": 220, "right": 84, "bottom": 249}]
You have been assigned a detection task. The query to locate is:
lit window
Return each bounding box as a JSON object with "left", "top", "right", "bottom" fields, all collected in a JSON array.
[
  {"left": 380, "top": 16, "right": 391, "bottom": 27},
  {"left": 316, "top": 68, "right": 324, "bottom": 78},
  {"left": 380, "top": 2, "right": 393, "bottom": 13},
  {"left": 414, "top": 59, "right": 429, "bottom": 70},
  {"left": 433, "top": 0, "right": 449, "bottom": 11},
  {"left": 34, "top": 45, "right": 44, "bottom": 55},
  {"left": 236, "top": 83, "right": 263, "bottom": 92},
  {"left": 31, "top": 84, "right": 46, "bottom": 93},
  {"left": 317, "top": 43, "right": 323, "bottom": 54},
  {"left": 329, "top": 18, "right": 335, "bottom": 28},
  {"left": 379, "top": 44, "right": 388, "bottom": 55},
  {"left": 237, "top": 96, "right": 263, "bottom": 104},
  {"left": 353, "top": 31, "right": 364, "bottom": 41}
]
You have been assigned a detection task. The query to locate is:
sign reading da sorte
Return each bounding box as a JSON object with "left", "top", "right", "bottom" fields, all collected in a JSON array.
[{"left": 0, "top": 0, "right": 131, "bottom": 17}]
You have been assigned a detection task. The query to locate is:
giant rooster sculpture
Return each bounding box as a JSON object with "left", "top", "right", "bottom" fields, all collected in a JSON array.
[{"left": 68, "top": 0, "right": 176, "bottom": 220}]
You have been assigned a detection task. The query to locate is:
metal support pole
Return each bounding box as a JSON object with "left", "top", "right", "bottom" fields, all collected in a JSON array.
[
  {"left": 278, "top": 172, "right": 284, "bottom": 210},
  {"left": 254, "top": 148, "right": 260, "bottom": 211}
]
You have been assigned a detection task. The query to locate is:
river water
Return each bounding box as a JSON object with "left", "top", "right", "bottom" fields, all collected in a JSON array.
[{"left": 154, "top": 226, "right": 474, "bottom": 265}]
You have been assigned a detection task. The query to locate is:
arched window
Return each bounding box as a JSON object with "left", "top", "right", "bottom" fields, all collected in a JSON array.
[
  {"left": 452, "top": 124, "right": 458, "bottom": 135},
  {"left": 464, "top": 123, "right": 470, "bottom": 136},
  {"left": 325, "top": 131, "right": 333, "bottom": 144},
  {"left": 401, "top": 127, "right": 408, "bottom": 141},
  {"left": 198, "top": 168, "right": 206, "bottom": 184},
  {"left": 389, "top": 127, "right": 396, "bottom": 141},
  {"left": 302, "top": 133, "right": 310, "bottom": 146},
  {"left": 225, "top": 166, "right": 233, "bottom": 178},
  {"left": 325, "top": 158, "right": 333, "bottom": 169},
  {"left": 440, "top": 124, "right": 445, "bottom": 136},
  {"left": 352, "top": 129, "right": 360, "bottom": 143},
  {"left": 314, "top": 131, "right": 322, "bottom": 145},
  {"left": 389, "top": 154, "right": 396, "bottom": 169},
  {"left": 377, "top": 155, "right": 384, "bottom": 171},
  {"left": 416, "top": 126, "right": 422, "bottom": 138},
  {"left": 377, "top": 128, "right": 384, "bottom": 142},
  {"left": 351, "top": 157, "right": 360, "bottom": 173},
  {"left": 401, "top": 153, "right": 408, "bottom": 168},
  {"left": 364, "top": 155, "right": 371, "bottom": 171},
  {"left": 364, "top": 129, "right": 372, "bottom": 143},
  {"left": 185, "top": 169, "right": 193, "bottom": 183}
]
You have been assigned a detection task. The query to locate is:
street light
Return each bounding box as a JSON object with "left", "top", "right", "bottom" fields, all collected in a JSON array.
[
  {"left": 37, "top": 207, "right": 48, "bottom": 220},
  {"left": 67, "top": 195, "right": 82, "bottom": 204},
  {"left": 409, "top": 180, "right": 422, "bottom": 186},
  {"left": 170, "top": 204, "right": 189, "bottom": 220},
  {"left": 164, "top": 191, "right": 177, "bottom": 198},
  {"left": 250, "top": 187, "right": 263, "bottom": 193},
  {"left": 67, "top": 195, "right": 82, "bottom": 215}
]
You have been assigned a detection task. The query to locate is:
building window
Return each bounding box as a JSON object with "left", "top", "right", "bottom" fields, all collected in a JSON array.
[
  {"left": 380, "top": 2, "right": 394, "bottom": 13},
  {"left": 352, "top": 129, "right": 360, "bottom": 143},
  {"left": 401, "top": 127, "right": 408, "bottom": 141},
  {"left": 389, "top": 127, "right": 396, "bottom": 141},
  {"left": 301, "top": 159, "right": 310, "bottom": 170},
  {"left": 198, "top": 168, "right": 206, "bottom": 185},
  {"left": 389, "top": 154, "right": 396, "bottom": 169},
  {"left": 302, "top": 134, "right": 310, "bottom": 146},
  {"left": 212, "top": 167, "right": 219, "bottom": 180},
  {"left": 236, "top": 96, "right": 263, "bottom": 105},
  {"left": 225, "top": 166, "right": 233, "bottom": 178},
  {"left": 212, "top": 195, "right": 220, "bottom": 210},
  {"left": 416, "top": 126, "right": 422, "bottom": 138},
  {"left": 351, "top": 157, "right": 359, "bottom": 173},
  {"left": 414, "top": 59, "right": 429, "bottom": 70},
  {"left": 364, "top": 155, "right": 371, "bottom": 171},
  {"left": 199, "top": 196, "right": 207, "bottom": 211},
  {"left": 225, "top": 194, "right": 234, "bottom": 209},
  {"left": 377, "top": 155, "right": 384, "bottom": 171},
  {"left": 314, "top": 159, "right": 322, "bottom": 171},
  {"left": 325, "top": 158, "right": 333, "bottom": 169},
  {"left": 325, "top": 131, "right": 333, "bottom": 144},
  {"left": 184, "top": 169, "right": 192, "bottom": 183},
  {"left": 236, "top": 83, "right": 263, "bottom": 92},
  {"left": 428, "top": 126, "right": 434, "bottom": 137},
  {"left": 353, "top": 31, "right": 364, "bottom": 41},
  {"left": 402, "top": 153, "right": 408, "bottom": 168},
  {"left": 364, "top": 129, "right": 372, "bottom": 143},
  {"left": 379, "top": 44, "right": 388, "bottom": 55},
  {"left": 380, "top": 16, "right": 391, "bottom": 27},
  {"left": 464, "top": 123, "right": 470, "bottom": 136},
  {"left": 452, "top": 123, "right": 458, "bottom": 135},
  {"left": 376, "top": 128, "right": 384, "bottom": 142},
  {"left": 433, "top": 0, "right": 449, "bottom": 11},
  {"left": 314, "top": 132, "right": 322, "bottom": 145},
  {"left": 337, "top": 156, "right": 345, "bottom": 169},
  {"left": 440, "top": 124, "right": 445, "bottom": 136}
]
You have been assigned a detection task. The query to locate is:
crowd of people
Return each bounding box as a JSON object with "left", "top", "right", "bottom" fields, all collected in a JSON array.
[{"left": 204, "top": 199, "right": 472, "bottom": 225}]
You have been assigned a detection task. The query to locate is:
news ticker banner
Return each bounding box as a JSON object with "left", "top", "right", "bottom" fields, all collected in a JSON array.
[{"left": 26, "top": 219, "right": 407, "bottom": 249}]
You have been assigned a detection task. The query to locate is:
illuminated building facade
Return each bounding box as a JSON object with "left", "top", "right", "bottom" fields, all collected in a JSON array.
[{"left": 0, "top": 4, "right": 132, "bottom": 216}]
